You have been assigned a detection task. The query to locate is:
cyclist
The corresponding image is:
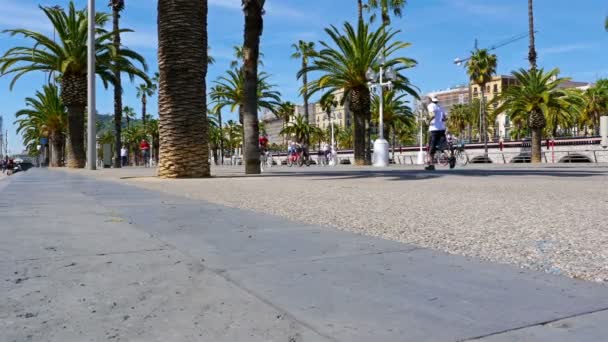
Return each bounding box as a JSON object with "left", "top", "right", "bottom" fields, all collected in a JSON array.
[
  {"left": 425, "top": 96, "right": 447, "bottom": 171},
  {"left": 259, "top": 134, "right": 269, "bottom": 165}
]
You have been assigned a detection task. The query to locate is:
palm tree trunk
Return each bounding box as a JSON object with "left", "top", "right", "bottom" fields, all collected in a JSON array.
[
  {"left": 61, "top": 73, "right": 87, "bottom": 168},
  {"left": 528, "top": 0, "right": 537, "bottom": 70},
  {"left": 531, "top": 127, "right": 542, "bottom": 163},
  {"left": 112, "top": 5, "right": 123, "bottom": 169},
  {"left": 302, "top": 59, "right": 310, "bottom": 146},
  {"left": 357, "top": 0, "right": 363, "bottom": 22},
  {"left": 350, "top": 86, "right": 369, "bottom": 165},
  {"left": 242, "top": 0, "right": 263, "bottom": 174},
  {"left": 481, "top": 87, "right": 488, "bottom": 153},
  {"left": 218, "top": 111, "right": 224, "bottom": 164},
  {"left": 157, "top": 0, "right": 210, "bottom": 178},
  {"left": 142, "top": 95, "right": 147, "bottom": 127},
  {"left": 50, "top": 133, "right": 64, "bottom": 167}
]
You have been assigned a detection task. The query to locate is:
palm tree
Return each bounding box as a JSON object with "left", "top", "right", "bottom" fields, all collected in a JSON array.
[
  {"left": 224, "top": 120, "right": 243, "bottom": 156},
  {"left": 291, "top": 40, "right": 317, "bottom": 129},
  {"left": 241, "top": 0, "right": 266, "bottom": 174},
  {"left": 15, "top": 84, "right": 66, "bottom": 167},
  {"left": 581, "top": 83, "right": 608, "bottom": 135},
  {"left": 337, "top": 124, "right": 354, "bottom": 149},
  {"left": 466, "top": 49, "right": 497, "bottom": 153},
  {"left": 281, "top": 115, "right": 316, "bottom": 144},
  {"left": 0, "top": 3, "right": 148, "bottom": 168},
  {"left": 230, "top": 45, "right": 264, "bottom": 69},
  {"left": 366, "top": 0, "right": 406, "bottom": 25},
  {"left": 275, "top": 101, "right": 295, "bottom": 144},
  {"left": 210, "top": 70, "right": 280, "bottom": 124},
  {"left": 157, "top": 0, "right": 209, "bottom": 177},
  {"left": 136, "top": 82, "right": 156, "bottom": 127},
  {"left": 528, "top": 0, "right": 537, "bottom": 70},
  {"left": 109, "top": 0, "right": 125, "bottom": 168},
  {"left": 301, "top": 21, "right": 417, "bottom": 165},
  {"left": 545, "top": 89, "right": 583, "bottom": 137},
  {"left": 447, "top": 103, "right": 470, "bottom": 139},
  {"left": 123, "top": 105, "right": 135, "bottom": 129},
  {"left": 370, "top": 90, "right": 414, "bottom": 159},
  {"left": 495, "top": 68, "right": 569, "bottom": 163},
  {"left": 146, "top": 118, "right": 160, "bottom": 164},
  {"left": 358, "top": 0, "right": 364, "bottom": 22}
]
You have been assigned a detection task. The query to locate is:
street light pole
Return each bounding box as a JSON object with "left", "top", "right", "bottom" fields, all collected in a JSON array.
[
  {"left": 87, "top": 0, "right": 96, "bottom": 170},
  {"left": 367, "top": 58, "right": 394, "bottom": 167}
]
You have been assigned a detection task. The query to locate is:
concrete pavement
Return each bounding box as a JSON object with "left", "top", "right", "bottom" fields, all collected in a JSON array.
[{"left": 1, "top": 168, "right": 608, "bottom": 341}]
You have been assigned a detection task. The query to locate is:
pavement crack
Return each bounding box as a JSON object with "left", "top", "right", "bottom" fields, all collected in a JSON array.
[
  {"left": 459, "top": 306, "right": 608, "bottom": 341},
  {"left": 1, "top": 248, "right": 172, "bottom": 264}
]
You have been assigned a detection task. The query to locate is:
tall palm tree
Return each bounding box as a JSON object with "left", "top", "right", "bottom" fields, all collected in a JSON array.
[
  {"left": 291, "top": 41, "right": 316, "bottom": 129},
  {"left": 301, "top": 21, "right": 417, "bottom": 165},
  {"left": 109, "top": 0, "right": 125, "bottom": 168},
  {"left": 210, "top": 69, "right": 281, "bottom": 124},
  {"left": 495, "top": 68, "right": 569, "bottom": 163},
  {"left": 123, "top": 105, "right": 135, "bottom": 129},
  {"left": 230, "top": 45, "right": 263, "bottom": 69},
  {"left": 0, "top": 3, "right": 148, "bottom": 168},
  {"left": 157, "top": 0, "right": 209, "bottom": 178},
  {"left": 466, "top": 49, "right": 497, "bottom": 153},
  {"left": 528, "top": 0, "right": 537, "bottom": 70},
  {"left": 15, "top": 84, "right": 67, "bottom": 167},
  {"left": 357, "top": 0, "right": 365, "bottom": 23},
  {"left": 241, "top": 0, "right": 266, "bottom": 174},
  {"left": 136, "top": 82, "right": 156, "bottom": 127},
  {"left": 366, "top": 0, "right": 406, "bottom": 25}
]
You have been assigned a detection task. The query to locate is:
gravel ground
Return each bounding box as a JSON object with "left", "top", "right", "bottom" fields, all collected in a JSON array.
[{"left": 68, "top": 165, "right": 608, "bottom": 283}]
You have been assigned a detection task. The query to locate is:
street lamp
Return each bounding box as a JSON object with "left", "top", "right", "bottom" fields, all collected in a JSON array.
[
  {"left": 87, "top": 0, "right": 96, "bottom": 170},
  {"left": 324, "top": 112, "right": 338, "bottom": 166},
  {"left": 367, "top": 57, "right": 396, "bottom": 167}
]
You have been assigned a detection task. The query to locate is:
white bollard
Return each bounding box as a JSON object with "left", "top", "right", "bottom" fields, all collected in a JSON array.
[{"left": 600, "top": 116, "right": 608, "bottom": 148}]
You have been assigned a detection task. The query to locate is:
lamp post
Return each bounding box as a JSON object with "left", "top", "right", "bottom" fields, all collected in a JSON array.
[
  {"left": 87, "top": 0, "right": 96, "bottom": 170},
  {"left": 416, "top": 101, "right": 425, "bottom": 165},
  {"left": 325, "top": 113, "right": 338, "bottom": 166},
  {"left": 366, "top": 56, "right": 395, "bottom": 167}
]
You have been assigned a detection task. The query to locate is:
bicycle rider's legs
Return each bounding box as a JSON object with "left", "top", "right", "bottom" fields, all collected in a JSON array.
[{"left": 428, "top": 130, "right": 446, "bottom": 167}]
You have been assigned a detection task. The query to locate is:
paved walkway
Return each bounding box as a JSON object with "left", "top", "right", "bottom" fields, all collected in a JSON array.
[{"left": 1, "top": 168, "right": 608, "bottom": 341}]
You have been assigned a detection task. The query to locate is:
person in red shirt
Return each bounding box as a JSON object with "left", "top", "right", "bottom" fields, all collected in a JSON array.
[
  {"left": 258, "top": 135, "right": 269, "bottom": 152},
  {"left": 140, "top": 139, "right": 150, "bottom": 167}
]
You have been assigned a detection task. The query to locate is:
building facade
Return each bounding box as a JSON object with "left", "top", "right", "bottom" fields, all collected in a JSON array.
[
  {"left": 427, "top": 86, "right": 469, "bottom": 113},
  {"left": 312, "top": 89, "right": 353, "bottom": 130}
]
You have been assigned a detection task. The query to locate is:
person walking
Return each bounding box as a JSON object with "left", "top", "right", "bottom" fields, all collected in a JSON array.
[
  {"left": 140, "top": 139, "right": 150, "bottom": 167},
  {"left": 425, "top": 96, "right": 448, "bottom": 171},
  {"left": 120, "top": 145, "right": 128, "bottom": 167}
]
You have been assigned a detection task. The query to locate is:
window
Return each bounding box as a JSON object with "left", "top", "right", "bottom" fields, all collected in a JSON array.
[
  {"left": 486, "top": 85, "right": 490, "bottom": 93},
  {"left": 493, "top": 84, "right": 498, "bottom": 93}
]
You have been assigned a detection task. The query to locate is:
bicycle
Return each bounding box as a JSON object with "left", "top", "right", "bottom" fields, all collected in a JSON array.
[
  {"left": 260, "top": 150, "right": 272, "bottom": 172},
  {"left": 453, "top": 142, "right": 469, "bottom": 166},
  {"left": 427, "top": 137, "right": 456, "bottom": 169},
  {"left": 287, "top": 148, "right": 309, "bottom": 167}
]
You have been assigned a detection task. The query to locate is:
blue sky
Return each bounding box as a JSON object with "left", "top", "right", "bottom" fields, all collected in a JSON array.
[{"left": 1, "top": 0, "right": 607, "bottom": 152}]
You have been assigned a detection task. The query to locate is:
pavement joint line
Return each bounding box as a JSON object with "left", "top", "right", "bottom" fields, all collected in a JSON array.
[
  {"left": 458, "top": 306, "right": 608, "bottom": 341},
  {"left": 207, "top": 263, "right": 343, "bottom": 342},
  {"left": 210, "top": 247, "right": 425, "bottom": 272},
  {"left": 0, "top": 248, "right": 172, "bottom": 264}
]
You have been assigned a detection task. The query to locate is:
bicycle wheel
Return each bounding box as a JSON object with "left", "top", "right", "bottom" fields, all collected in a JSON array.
[
  {"left": 287, "top": 158, "right": 293, "bottom": 167},
  {"left": 297, "top": 156, "right": 304, "bottom": 167},
  {"left": 456, "top": 151, "right": 468, "bottom": 166},
  {"left": 438, "top": 152, "right": 449, "bottom": 166}
]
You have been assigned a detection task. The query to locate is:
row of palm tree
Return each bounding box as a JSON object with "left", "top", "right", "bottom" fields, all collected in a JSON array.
[{"left": 0, "top": 2, "right": 150, "bottom": 168}]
